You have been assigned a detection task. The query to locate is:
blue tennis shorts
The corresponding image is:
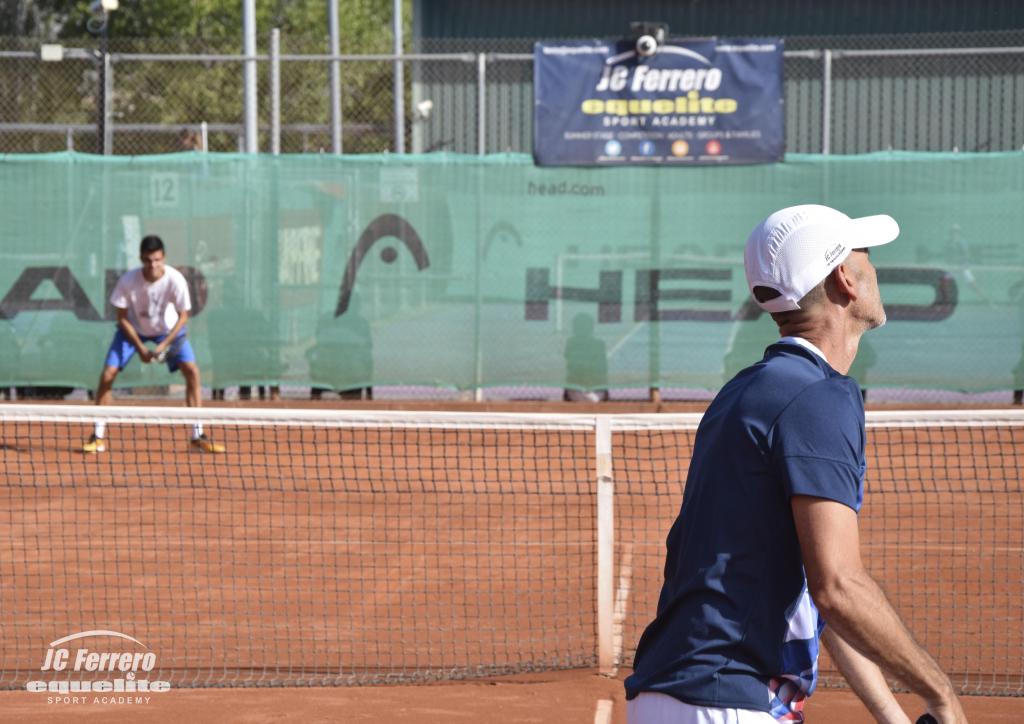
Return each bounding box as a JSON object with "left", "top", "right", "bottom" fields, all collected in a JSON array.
[{"left": 104, "top": 328, "right": 195, "bottom": 373}]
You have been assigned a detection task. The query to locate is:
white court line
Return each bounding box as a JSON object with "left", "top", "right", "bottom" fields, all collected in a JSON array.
[
  {"left": 594, "top": 698, "right": 614, "bottom": 724},
  {"left": 611, "top": 542, "right": 635, "bottom": 675}
]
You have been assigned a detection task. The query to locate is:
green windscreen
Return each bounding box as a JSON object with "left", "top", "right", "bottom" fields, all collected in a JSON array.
[{"left": 0, "top": 151, "right": 1021, "bottom": 392}]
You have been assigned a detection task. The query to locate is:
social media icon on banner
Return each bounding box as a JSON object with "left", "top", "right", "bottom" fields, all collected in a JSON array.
[
  {"left": 639, "top": 140, "right": 656, "bottom": 156},
  {"left": 604, "top": 140, "right": 622, "bottom": 157},
  {"left": 705, "top": 140, "right": 723, "bottom": 155},
  {"left": 671, "top": 140, "right": 690, "bottom": 157}
]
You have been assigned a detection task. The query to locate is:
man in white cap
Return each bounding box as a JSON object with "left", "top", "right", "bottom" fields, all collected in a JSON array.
[{"left": 625, "top": 205, "right": 965, "bottom": 723}]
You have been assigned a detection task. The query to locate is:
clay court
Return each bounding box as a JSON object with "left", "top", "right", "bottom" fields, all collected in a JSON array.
[{"left": 1, "top": 400, "right": 1022, "bottom": 722}]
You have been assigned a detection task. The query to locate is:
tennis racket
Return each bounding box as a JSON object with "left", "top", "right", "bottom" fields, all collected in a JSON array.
[{"left": 152, "top": 336, "right": 184, "bottom": 364}]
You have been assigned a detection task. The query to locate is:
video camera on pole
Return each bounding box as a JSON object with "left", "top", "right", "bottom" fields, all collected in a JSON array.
[{"left": 631, "top": 21, "right": 669, "bottom": 58}]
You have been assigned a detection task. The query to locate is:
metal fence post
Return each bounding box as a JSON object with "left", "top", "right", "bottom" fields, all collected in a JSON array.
[
  {"left": 822, "top": 49, "right": 833, "bottom": 155},
  {"left": 95, "top": 29, "right": 106, "bottom": 153},
  {"left": 470, "top": 52, "right": 489, "bottom": 399},
  {"left": 393, "top": 0, "right": 405, "bottom": 153},
  {"left": 477, "top": 53, "right": 487, "bottom": 155},
  {"left": 102, "top": 49, "right": 113, "bottom": 154},
  {"left": 270, "top": 29, "right": 281, "bottom": 155},
  {"left": 328, "top": 0, "right": 342, "bottom": 154},
  {"left": 242, "top": 0, "right": 258, "bottom": 153}
]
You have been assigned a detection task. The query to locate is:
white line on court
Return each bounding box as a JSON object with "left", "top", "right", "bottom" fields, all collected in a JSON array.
[
  {"left": 611, "top": 542, "right": 635, "bottom": 675},
  {"left": 594, "top": 698, "right": 614, "bottom": 724}
]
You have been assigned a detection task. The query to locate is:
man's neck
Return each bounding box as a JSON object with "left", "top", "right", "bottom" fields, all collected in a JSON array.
[
  {"left": 777, "top": 336, "right": 829, "bottom": 364},
  {"left": 777, "top": 318, "right": 863, "bottom": 375}
]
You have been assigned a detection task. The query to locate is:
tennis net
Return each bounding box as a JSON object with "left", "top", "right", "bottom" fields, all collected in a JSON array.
[{"left": 0, "top": 405, "right": 1021, "bottom": 695}]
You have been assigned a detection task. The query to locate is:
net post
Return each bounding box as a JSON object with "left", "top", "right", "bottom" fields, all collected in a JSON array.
[{"left": 596, "top": 415, "right": 615, "bottom": 674}]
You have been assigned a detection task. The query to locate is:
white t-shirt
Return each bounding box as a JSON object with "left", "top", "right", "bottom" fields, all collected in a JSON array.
[{"left": 109, "top": 265, "right": 192, "bottom": 337}]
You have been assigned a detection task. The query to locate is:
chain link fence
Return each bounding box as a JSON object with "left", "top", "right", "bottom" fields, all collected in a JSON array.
[{"left": 2, "top": 29, "right": 1023, "bottom": 156}]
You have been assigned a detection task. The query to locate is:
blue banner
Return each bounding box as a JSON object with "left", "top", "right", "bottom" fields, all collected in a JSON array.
[{"left": 534, "top": 38, "right": 784, "bottom": 166}]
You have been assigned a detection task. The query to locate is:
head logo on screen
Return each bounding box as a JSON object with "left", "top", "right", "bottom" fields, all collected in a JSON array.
[
  {"left": 335, "top": 213, "right": 431, "bottom": 317},
  {"left": 26, "top": 629, "right": 172, "bottom": 704},
  {"left": 483, "top": 221, "right": 523, "bottom": 259}
]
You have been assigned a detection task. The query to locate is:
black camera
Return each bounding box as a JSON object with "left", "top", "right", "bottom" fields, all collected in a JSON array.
[{"left": 630, "top": 21, "right": 668, "bottom": 57}]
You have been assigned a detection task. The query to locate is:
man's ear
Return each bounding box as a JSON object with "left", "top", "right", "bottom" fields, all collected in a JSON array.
[{"left": 831, "top": 259, "right": 860, "bottom": 303}]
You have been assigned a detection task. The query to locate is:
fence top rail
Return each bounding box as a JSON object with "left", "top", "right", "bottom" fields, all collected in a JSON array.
[
  {"left": 104, "top": 52, "right": 476, "bottom": 63},
  {"left": 0, "top": 122, "right": 237, "bottom": 133},
  {"left": 832, "top": 45, "right": 1024, "bottom": 59},
  {"left": 448, "top": 50, "right": 824, "bottom": 63},
  {"left": 0, "top": 49, "right": 264, "bottom": 62},
  {"left": 0, "top": 122, "right": 377, "bottom": 134},
  {"left": 486, "top": 53, "right": 532, "bottom": 61},
  {"left": 110, "top": 52, "right": 266, "bottom": 62},
  {"left": 107, "top": 52, "right": 476, "bottom": 63},
  {"left": 3, "top": 45, "right": 1021, "bottom": 65},
  {"left": 783, "top": 50, "right": 823, "bottom": 59},
  {"left": 280, "top": 52, "right": 476, "bottom": 63},
  {"left": 0, "top": 48, "right": 95, "bottom": 60}
]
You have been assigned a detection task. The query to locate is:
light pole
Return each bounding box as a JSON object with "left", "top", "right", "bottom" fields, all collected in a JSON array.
[{"left": 87, "top": 0, "right": 118, "bottom": 154}]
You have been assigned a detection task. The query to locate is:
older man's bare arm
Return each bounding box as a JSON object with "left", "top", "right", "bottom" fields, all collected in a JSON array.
[{"left": 792, "top": 496, "right": 966, "bottom": 724}]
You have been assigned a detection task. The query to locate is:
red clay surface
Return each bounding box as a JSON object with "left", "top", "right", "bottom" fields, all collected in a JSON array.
[{"left": 1, "top": 399, "right": 1021, "bottom": 721}]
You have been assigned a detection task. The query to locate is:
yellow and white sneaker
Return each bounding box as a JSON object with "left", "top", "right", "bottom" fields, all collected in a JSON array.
[
  {"left": 190, "top": 434, "right": 225, "bottom": 454},
  {"left": 82, "top": 434, "right": 106, "bottom": 454}
]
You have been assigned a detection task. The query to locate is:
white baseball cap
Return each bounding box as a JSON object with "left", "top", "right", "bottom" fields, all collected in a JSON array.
[{"left": 743, "top": 204, "right": 900, "bottom": 313}]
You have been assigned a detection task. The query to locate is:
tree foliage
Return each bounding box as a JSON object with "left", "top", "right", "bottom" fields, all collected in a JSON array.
[
  {"left": 1, "top": 1, "right": 413, "bottom": 154},
  {"left": 4, "top": 1, "right": 404, "bottom": 46},
  {"left": 0, "top": 0, "right": 65, "bottom": 37}
]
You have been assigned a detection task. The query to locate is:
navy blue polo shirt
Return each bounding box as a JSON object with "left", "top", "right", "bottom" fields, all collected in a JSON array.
[{"left": 624, "top": 341, "right": 866, "bottom": 720}]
